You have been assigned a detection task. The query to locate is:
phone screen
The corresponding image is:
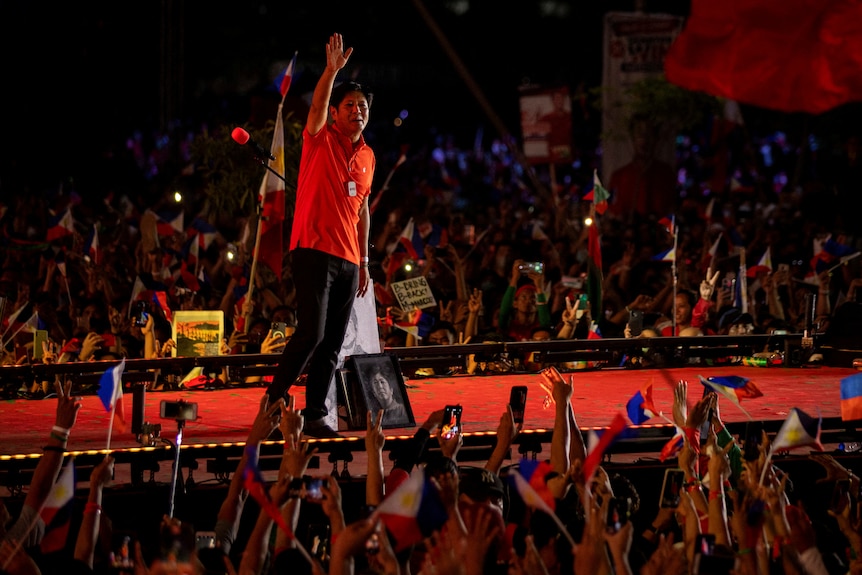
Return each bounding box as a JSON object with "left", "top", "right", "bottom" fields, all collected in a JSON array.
[
  {"left": 442, "top": 405, "right": 462, "bottom": 439},
  {"left": 304, "top": 477, "right": 324, "bottom": 501},
  {"left": 509, "top": 386, "right": 527, "bottom": 424},
  {"left": 659, "top": 468, "right": 685, "bottom": 508}
]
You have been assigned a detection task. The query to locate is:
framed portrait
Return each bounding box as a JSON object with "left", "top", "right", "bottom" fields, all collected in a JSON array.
[
  {"left": 345, "top": 352, "right": 415, "bottom": 429},
  {"left": 171, "top": 310, "right": 224, "bottom": 357}
]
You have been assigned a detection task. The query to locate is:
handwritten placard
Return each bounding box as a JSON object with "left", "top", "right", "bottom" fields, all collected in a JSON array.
[{"left": 390, "top": 277, "right": 437, "bottom": 310}]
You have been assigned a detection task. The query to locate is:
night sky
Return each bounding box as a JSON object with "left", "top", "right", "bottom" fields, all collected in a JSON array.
[{"left": 2, "top": 0, "right": 691, "bottom": 188}]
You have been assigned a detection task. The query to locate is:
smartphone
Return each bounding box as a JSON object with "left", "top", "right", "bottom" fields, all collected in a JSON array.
[
  {"left": 271, "top": 322, "right": 287, "bottom": 337},
  {"left": 33, "top": 329, "right": 49, "bottom": 360},
  {"left": 441, "top": 405, "right": 462, "bottom": 439},
  {"left": 692, "top": 532, "right": 738, "bottom": 575},
  {"left": 101, "top": 333, "right": 117, "bottom": 348},
  {"left": 509, "top": 386, "right": 528, "bottom": 424},
  {"left": 628, "top": 309, "right": 644, "bottom": 337},
  {"left": 699, "top": 386, "right": 712, "bottom": 445},
  {"left": 518, "top": 262, "right": 544, "bottom": 274},
  {"left": 695, "top": 533, "right": 715, "bottom": 557},
  {"left": 130, "top": 300, "right": 149, "bottom": 327},
  {"left": 659, "top": 468, "right": 685, "bottom": 508},
  {"left": 561, "top": 275, "right": 584, "bottom": 290},
  {"left": 195, "top": 531, "right": 217, "bottom": 550},
  {"left": 159, "top": 400, "right": 198, "bottom": 421},
  {"left": 606, "top": 497, "right": 630, "bottom": 532},
  {"left": 304, "top": 476, "right": 324, "bottom": 502}
]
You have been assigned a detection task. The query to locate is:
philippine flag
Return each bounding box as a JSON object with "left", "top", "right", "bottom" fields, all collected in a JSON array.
[
  {"left": 771, "top": 407, "right": 823, "bottom": 453},
  {"left": 40, "top": 460, "right": 76, "bottom": 554},
  {"left": 98, "top": 359, "right": 127, "bottom": 433},
  {"left": 510, "top": 459, "right": 556, "bottom": 514},
  {"left": 377, "top": 466, "right": 448, "bottom": 552},
  {"left": 582, "top": 413, "right": 628, "bottom": 481}
]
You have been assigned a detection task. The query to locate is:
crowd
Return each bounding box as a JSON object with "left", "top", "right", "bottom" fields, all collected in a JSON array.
[
  {"left": 3, "top": 369, "right": 862, "bottom": 574},
  {"left": 2, "top": 36, "right": 862, "bottom": 572},
  {"left": 1, "top": 106, "right": 861, "bottom": 396}
]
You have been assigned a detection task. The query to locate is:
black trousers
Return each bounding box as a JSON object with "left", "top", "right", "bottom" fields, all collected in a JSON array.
[{"left": 268, "top": 248, "right": 358, "bottom": 421}]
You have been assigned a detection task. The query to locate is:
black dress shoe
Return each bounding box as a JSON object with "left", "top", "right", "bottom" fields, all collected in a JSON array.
[{"left": 303, "top": 420, "right": 343, "bottom": 439}]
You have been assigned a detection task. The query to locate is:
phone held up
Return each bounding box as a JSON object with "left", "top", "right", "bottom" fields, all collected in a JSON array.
[
  {"left": 509, "top": 385, "right": 528, "bottom": 425},
  {"left": 628, "top": 309, "right": 644, "bottom": 337},
  {"left": 606, "top": 497, "right": 631, "bottom": 533},
  {"left": 441, "top": 405, "right": 462, "bottom": 439},
  {"left": 692, "top": 532, "right": 735, "bottom": 574},
  {"left": 518, "top": 261, "right": 544, "bottom": 275},
  {"left": 659, "top": 468, "right": 685, "bottom": 508},
  {"left": 130, "top": 300, "right": 149, "bottom": 327},
  {"left": 160, "top": 399, "right": 198, "bottom": 421},
  {"left": 304, "top": 476, "right": 324, "bottom": 502}
]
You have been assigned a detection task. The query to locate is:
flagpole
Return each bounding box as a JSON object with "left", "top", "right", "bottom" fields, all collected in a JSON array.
[
  {"left": 672, "top": 222, "right": 678, "bottom": 335},
  {"left": 369, "top": 152, "right": 407, "bottom": 215},
  {"left": 63, "top": 274, "right": 74, "bottom": 312},
  {"left": 106, "top": 393, "right": 117, "bottom": 452},
  {"left": 4, "top": 312, "right": 39, "bottom": 348},
  {"left": 245, "top": 96, "right": 287, "bottom": 334}
]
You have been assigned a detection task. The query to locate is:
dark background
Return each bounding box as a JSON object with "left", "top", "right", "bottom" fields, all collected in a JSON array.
[{"left": 1, "top": 0, "right": 691, "bottom": 189}]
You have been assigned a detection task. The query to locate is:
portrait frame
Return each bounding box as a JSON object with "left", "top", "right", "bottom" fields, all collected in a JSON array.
[
  {"left": 171, "top": 310, "right": 225, "bottom": 357},
  {"left": 345, "top": 352, "right": 415, "bottom": 429}
]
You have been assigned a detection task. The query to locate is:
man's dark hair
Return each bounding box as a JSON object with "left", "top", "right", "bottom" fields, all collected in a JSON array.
[{"left": 330, "top": 81, "right": 373, "bottom": 109}]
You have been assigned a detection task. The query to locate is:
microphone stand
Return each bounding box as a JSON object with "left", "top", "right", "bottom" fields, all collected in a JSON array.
[
  {"left": 167, "top": 418, "right": 186, "bottom": 519},
  {"left": 251, "top": 153, "right": 286, "bottom": 183}
]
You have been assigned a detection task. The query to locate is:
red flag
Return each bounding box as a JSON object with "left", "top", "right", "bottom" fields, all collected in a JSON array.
[
  {"left": 582, "top": 413, "right": 628, "bottom": 481},
  {"left": 257, "top": 107, "right": 286, "bottom": 280},
  {"left": 664, "top": 0, "right": 862, "bottom": 114},
  {"left": 46, "top": 208, "right": 75, "bottom": 242},
  {"left": 659, "top": 432, "right": 685, "bottom": 462},
  {"left": 242, "top": 445, "right": 294, "bottom": 539}
]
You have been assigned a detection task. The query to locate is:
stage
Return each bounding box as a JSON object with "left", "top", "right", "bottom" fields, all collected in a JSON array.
[{"left": 2, "top": 363, "right": 859, "bottom": 489}]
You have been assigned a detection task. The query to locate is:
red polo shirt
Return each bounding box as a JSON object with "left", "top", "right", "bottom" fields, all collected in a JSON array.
[{"left": 290, "top": 123, "right": 375, "bottom": 264}]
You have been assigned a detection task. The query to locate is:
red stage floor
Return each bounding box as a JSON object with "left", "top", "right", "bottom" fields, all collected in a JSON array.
[{"left": 2, "top": 364, "right": 857, "bottom": 457}]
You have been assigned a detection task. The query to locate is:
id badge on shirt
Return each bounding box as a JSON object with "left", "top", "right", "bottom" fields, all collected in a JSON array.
[{"left": 344, "top": 180, "right": 357, "bottom": 197}]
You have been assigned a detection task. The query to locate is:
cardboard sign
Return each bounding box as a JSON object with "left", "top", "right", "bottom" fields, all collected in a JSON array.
[{"left": 390, "top": 277, "right": 437, "bottom": 310}]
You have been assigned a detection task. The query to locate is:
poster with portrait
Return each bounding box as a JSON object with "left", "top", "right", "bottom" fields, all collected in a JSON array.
[
  {"left": 171, "top": 310, "right": 224, "bottom": 357},
  {"left": 341, "top": 352, "right": 414, "bottom": 429},
  {"left": 326, "top": 285, "right": 381, "bottom": 431},
  {"left": 519, "top": 86, "right": 573, "bottom": 165}
]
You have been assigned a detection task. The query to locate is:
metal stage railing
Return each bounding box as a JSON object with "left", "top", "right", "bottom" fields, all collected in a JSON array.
[{"left": 0, "top": 332, "right": 805, "bottom": 388}]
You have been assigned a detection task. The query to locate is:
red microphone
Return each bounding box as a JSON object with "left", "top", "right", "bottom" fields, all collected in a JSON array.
[{"left": 231, "top": 127, "right": 275, "bottom": 161}]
